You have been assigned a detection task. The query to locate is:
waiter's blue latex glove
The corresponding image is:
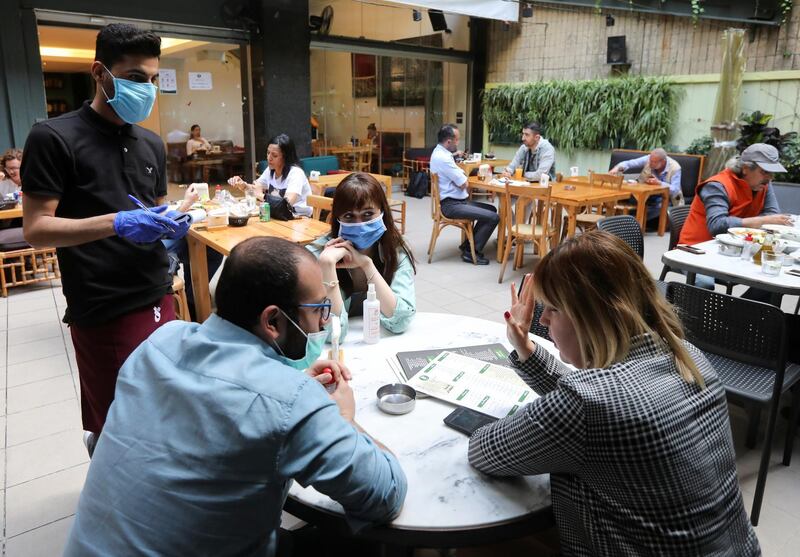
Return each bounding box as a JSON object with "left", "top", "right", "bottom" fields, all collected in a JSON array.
[
  {"left": 114, "top": 206, "right": 178, "bottom": 244},
  {"left": 161, "top": 210, "right": 191, "bottom": 240}
]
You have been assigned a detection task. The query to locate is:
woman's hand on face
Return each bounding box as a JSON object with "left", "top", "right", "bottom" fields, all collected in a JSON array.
[{"left": 504, "top": 273, "right": 536, "bottom": 360}]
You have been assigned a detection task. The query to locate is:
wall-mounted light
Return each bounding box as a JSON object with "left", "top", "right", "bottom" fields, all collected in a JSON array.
[
  {"left": 522, "top": 3, "right": 534, "bottom": 18},
  {"left": 606, "top": 14, "right": 615, "bottom": 27},
  {"left": 412, "top": 9, "right": 422, "bottom": 22}
]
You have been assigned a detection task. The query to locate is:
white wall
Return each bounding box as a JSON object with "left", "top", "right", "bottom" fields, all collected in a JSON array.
[{"left": 157, "top": 53, "right": 244, "bottom": 146}]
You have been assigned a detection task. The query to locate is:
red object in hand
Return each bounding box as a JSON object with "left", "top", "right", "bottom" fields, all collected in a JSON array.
[
  {"left": 745, "top": 234, "right": 753, "bottom": 242},
  {"left": 504, "top": 311, "right": 511, "bottom": 320},
  {"left": 322, "top": 367, "right": 336, "bottom": 393}
]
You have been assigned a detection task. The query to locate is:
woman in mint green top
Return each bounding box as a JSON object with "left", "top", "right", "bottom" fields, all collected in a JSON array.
[{"left": 307, "top": 172, "right": 416, "bottom": 340}]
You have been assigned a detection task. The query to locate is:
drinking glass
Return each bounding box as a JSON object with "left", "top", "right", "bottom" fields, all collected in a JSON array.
[{"left": 761, "top": 252, "right": 784, "bottom": 276}]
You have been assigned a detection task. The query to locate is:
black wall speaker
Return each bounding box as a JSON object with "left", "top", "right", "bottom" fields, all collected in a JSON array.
[
  {"left": 429, "top": 9, "right": 448, "bottom": 32},
  {"left": 607, "top": 35, "right": 627, "bottom": 64}
]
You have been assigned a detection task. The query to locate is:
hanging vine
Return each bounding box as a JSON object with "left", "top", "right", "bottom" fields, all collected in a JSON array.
[
  {"left": 690, "top": 0, "right": 705, "bottom": 26},
  {"left": 482, "top": 77, "right": 679, "bottom": 152},
  {"left": 780, "top": 0, "right": 793, "bottom": 25}
]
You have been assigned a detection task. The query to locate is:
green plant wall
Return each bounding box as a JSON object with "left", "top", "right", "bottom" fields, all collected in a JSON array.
[{"left": 482, "top": 77, "right": 680, "bottom": 153}]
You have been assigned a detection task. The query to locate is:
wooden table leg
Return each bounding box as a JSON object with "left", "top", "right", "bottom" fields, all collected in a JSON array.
[
  {"left": 634, "top": 193, "right": 647, "bottom": 231},
  {"left": 187, "top": 233, "right": 212, "bottom": 322},
  {"left": 657, "top": 193, "right": 669, "bottom": 236},
  {"left": 496, "top": 193, "right": 507, "bottom": 263},
  {"left": 565, "top": 207, "right": 578, "bottom": 238}
]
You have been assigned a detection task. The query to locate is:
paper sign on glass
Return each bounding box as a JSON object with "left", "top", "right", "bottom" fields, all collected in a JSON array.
[
  {"left": 158, "top": 69, "right": 177, "bottom": 94},
  {"left": 189, "top": 72, "right": 213, "bottom": 90}
]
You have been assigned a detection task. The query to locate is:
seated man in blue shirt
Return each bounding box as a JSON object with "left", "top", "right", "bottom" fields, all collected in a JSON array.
[
  {"left": 610, "top": 148, "right": 683, "bottom": 223},
  {"left": 430, "top": 124, "right": 499, "bottom": 265},
  {"left": 64, "top": 236, "right": 407, "bottom": 557}
]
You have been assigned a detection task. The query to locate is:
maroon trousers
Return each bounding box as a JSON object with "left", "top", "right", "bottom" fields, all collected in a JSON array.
[{"left": 69, "top": 294, "right": 175, "bottom": 434}]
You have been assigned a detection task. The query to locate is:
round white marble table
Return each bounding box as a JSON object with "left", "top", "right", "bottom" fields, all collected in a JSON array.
[{"left": 285, "top": 312, "right": 556, "bottom": 548}]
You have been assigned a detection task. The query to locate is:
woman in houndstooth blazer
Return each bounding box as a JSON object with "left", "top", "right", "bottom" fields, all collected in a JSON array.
[{"left": 468, "top": 231, "right": 760, "bottom": 556}]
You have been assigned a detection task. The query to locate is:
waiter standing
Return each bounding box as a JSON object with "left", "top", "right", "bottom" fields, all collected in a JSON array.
[{"left": 21, "top": 24, "right": 189, "bottom": 454}]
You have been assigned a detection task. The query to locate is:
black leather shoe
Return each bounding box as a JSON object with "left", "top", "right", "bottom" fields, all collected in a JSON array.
[{"left": 462, "top": 253, "right": 490, "bottom": 265}]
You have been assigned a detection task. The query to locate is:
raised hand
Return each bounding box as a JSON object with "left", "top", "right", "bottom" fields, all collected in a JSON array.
[{"left": 504, "top": 273, "right": 536, "bottom": 360}]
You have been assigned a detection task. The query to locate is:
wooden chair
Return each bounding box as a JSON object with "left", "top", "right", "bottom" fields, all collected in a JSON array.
[
  {"left": 172, "top": 275, "right": 191, "bottom": 321},
  {"left": 498, "top": 184, "right": 556, "bottom": 283},
  {"left": 354, "top": 145, "right": 372, "bottom": 173},
  {"left": 0, "top": 247, "right": 60, "bottom": 297},
  {"left": 428, "top": 174, "right": 477, "bottom": 264},
  {"left": 307, "top": 194, "right": 333, "bottom": 224},
  {"left": 574, "top": 172, "right": 624, "bottom": 232}
]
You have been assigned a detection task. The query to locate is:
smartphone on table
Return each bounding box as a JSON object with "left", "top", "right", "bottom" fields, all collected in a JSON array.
[{"left": 443, "top": 407, "right": 498, "bottom": 436}]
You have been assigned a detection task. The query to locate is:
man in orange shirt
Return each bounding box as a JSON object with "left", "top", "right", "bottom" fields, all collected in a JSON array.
[{"left": 680, "top": 143, "right": 793, "bottom": 247}]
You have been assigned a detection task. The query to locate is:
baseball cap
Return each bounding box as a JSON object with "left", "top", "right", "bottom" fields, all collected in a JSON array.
[{"left": 740, "top": 143, "right": 787, "bottom": 173}]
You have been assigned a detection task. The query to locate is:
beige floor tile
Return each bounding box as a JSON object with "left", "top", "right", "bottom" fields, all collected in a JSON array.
[
  {"left": 7, "top": 399, "right": 81, "bottom": 447},
  {"left": 7, "top": 321, "right": 65, "bottom": 346},
  {"left": 6, "top": 463, "right": 88, "bottom": 537},
  {"left": 5, "top": 515, "right": 75, "bottom": 557},
  {"left": 6, "top": 429, "right": 88, "bottom": 487},
  {"left": 7, "top": 353, "right": 71, "bottom": 388},
  {"left": 440, "top": 299, "right": 495, "bottom": 318},
  {"left": 7, "top": 337, "right": 68, "bottom": 366},
  {"left": 742, "top": 489, "right": 800, "bottom": 556},
  {"left": 7, "top": 374, "right": 75, "bottom": 415},
  {"left": 7, "top": 297, "right": 57, "bottom": 315},
  {"left": 7, "top": 307, "right": 61, "bottom": 330}
]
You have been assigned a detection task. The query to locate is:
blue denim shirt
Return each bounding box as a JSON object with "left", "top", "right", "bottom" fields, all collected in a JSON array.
[{"left": 64, "top": 314, "right": 407, "bottom": 557}]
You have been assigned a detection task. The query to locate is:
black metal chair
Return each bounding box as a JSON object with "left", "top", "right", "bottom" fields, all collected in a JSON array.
[
  {"left": 667, "top": 282, "right": 800, "bottom": 526},
  {"left": 658, "top": 205, "right": 691, "bottom": 281},
  {"left": 597, "top": 215, "right": 643, "bottom": 259}
]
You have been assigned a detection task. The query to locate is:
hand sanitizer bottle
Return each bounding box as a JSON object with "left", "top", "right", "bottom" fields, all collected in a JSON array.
[{"left": 363, "top": 283, "right": 380, "bottom": 344}]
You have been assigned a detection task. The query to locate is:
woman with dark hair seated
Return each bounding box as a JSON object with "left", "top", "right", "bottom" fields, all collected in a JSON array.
[
  {"left": 228, "top": 133, "right": 312, "bottom": 217},
  {"left": 468, "top": 230, "right": 760, "bottom": 556},
  {"left": 307, "top": 172, "right": 416, "bottom": 340}
]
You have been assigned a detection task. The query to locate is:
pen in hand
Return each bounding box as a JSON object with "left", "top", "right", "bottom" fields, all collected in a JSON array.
[{"left": 127, "top": 194, "right": 176, "bottom": 233}]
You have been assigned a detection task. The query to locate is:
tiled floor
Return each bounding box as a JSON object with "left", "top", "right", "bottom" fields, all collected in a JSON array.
[{"left": 1, "top": 192, "right": 799, "bottom": 556}]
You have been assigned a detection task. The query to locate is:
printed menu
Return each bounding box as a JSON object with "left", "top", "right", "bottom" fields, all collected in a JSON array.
[{"left": 406, "top": 351, "right": 536, "bottom": 419}]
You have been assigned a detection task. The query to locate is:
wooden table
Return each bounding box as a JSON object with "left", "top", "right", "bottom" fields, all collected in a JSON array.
[
  {"left": 457, "top": 159, "right": 512, "bottom": 176},
  {"left": 0, "top": 205, "right": 22, "bottom": 221},
  {"left": 562, "top": 176, "right": 670, "bottom": 236},
  {"left": 187, "top": 216, "right": 331, "bottom": 322},
  {"left": 308, "top": 172, "right": 392, "bottom": 196},
  {"left": 467, "top": 178, "right": 631, "bottom": 262},
  {"left": 329, "top": 145, "right": 371, "bottom": 171}
]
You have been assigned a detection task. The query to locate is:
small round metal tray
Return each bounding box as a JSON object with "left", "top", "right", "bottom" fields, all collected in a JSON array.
[{"left": 376, "top": 383, "right": 416, "bottom": 415}]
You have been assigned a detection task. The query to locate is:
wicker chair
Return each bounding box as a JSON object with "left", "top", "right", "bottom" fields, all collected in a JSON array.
[
  {"left": 597, "top": 215, "right": 644, "bottom": 259},
  {"left": 427, "top": 174, "right": 477, "bottom": 264},
  {"left": 667, "top": 282, "right": 800, "bottom": 526},
  {"left": 0, "top": 247, "right": 60, "bottom": 297}
]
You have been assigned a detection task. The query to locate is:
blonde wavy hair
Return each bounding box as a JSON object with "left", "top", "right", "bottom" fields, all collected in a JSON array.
[{"left": 533, "top": 230, "right": 704, "bottom": 387}]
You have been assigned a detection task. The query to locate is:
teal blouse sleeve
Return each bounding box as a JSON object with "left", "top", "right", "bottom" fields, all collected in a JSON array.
[{"left": 380, "top": 250, "right": 416, "bottom": 334}]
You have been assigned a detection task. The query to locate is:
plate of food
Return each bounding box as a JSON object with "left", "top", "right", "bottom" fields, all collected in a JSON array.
[{"left": 728, "top": 227, "right": 765, "bottom": 239}]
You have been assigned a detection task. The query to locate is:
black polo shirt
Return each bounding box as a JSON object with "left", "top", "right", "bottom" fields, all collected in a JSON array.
[{"left": 21, "top": 101, "right": 171, "bottom": 326}]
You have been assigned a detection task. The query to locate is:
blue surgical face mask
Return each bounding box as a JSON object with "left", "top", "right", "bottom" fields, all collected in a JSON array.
[
  {"left": 101, "top": 65, "right": 158, "bottom": 124},
  {"left": 270, "top": 309, "right": 327, "bottom": 371},
  {"left": 338, "top": 213, "right": 387, "bottom": 250}
]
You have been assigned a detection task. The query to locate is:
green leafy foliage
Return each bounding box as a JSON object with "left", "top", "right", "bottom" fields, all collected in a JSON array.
[
  {"left": 685, "top": 135, "right": 714, "bottom": 156},
  {"left": 482, "top": 77, "right": 679, "bottom": 152},
  {"left": 736, "top": 111, "right": 800, "bottom": 183}
]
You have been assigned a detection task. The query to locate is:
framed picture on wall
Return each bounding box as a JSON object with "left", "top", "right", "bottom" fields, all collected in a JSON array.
[{"left": 351, "top": 53, "right": 376, "bottom": 98}]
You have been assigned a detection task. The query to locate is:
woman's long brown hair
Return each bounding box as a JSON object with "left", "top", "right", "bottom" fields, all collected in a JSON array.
[
  {"left": 533, "top": 230, "right": 705, "bottom": 387},
  {"left": 330, "top": 173, "right": 416, "bottom": 289}
]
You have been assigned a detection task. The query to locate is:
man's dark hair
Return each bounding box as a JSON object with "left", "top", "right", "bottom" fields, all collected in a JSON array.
[
  {"left": 523, "top": 122, "right": 542, "bottom": 135},
  {"left": 437, "top": 124, "right": 458, "bottom": 144},
  {"left": 216, "top": 237, "right": 315, "bottom": 331},
  {"left": 95, "top": 24, "right": 161, "bottom": 68},
  {"left": 268, "top": 133, "right": 301, "bottom": 180}
]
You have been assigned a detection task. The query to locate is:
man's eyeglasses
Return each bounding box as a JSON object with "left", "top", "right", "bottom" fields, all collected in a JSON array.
[{"left": 297, "top": 298, "right": 332, "bottom": 321}]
